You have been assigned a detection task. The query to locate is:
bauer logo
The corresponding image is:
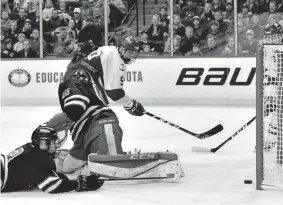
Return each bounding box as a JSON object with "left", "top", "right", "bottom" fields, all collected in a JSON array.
[
  {"left": 176, "top": 67, "right": 256, "bottom": 86},
  {"left": 8, "top": 69, "right": 31, "bottom": 87}
]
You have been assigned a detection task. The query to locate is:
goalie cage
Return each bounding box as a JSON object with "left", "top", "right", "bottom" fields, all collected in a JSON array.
[{"left": 256, "top": 43, "right": 283, "bottom": 190}]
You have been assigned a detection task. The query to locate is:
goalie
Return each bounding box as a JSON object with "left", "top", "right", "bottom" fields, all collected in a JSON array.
[{"left": 57, "top": 37, "right": 184, "bottom": 181}]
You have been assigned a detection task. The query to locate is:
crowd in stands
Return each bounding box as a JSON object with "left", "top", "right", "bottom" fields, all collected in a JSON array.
[
  {"left": 1, "top": 0, "right": 283, "bottom": 59},
  {"left": 137, "top": 0, "right": 283, "bottom": 56},
  {"left": 1, "top": 0, "right": 129, "bottom": 58}
]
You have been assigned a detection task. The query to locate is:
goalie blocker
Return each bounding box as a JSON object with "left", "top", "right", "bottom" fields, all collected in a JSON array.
[{"left": 88, "top": 152, "right": 185, "bottom": 182}]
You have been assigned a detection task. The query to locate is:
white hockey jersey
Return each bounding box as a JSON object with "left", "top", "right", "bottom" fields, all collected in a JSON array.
[{"left": 87, "top": 46, "right": 131, "bottom": 105}]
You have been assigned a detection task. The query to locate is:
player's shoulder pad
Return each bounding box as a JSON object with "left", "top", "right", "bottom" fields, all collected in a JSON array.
[{"left": 98, "top": 46, "right": 120, "bottom": 60}]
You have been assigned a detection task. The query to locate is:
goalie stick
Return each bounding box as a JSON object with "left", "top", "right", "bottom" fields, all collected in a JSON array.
[
  {"left": 192, "top": 116, "right": 256, "bottom": 153},
  {"left": 144, "top": 111, "right": 223, "bottom": 139},
  {"left": 103, "top": 176, "right": 172, "bottom": 181}
]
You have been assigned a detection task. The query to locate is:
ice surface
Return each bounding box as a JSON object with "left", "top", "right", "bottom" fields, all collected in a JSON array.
[{"left": 1, "top": 105, "right": 283, "bottom": 205}]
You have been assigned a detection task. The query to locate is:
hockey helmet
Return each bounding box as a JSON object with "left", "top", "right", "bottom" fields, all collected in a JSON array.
[
  {"left": 31, "top": 125, "right": 60, "bottom": 158},
  {"left": 264, "top": 23, "right": 283, "bottom": 35},
  {"left": 45, "top": 113, "right": 72, "bottom": 148},
  {"left": 117, "top": 35, "right": 139, "bottom": 64}
]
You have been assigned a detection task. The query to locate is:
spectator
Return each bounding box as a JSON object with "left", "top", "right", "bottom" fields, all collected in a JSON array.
[
  {"left": 109, "top": 0, "right": 126, "bottom": 27},
  {"left": 108, "top": 37, "right": 116, "bottom": 46},
  {"left": 178, "top": 26, "right": 196, "bottom": 54},
  {"left": 238, "top": 4, "right": 252, "bottom": 28},
  {"left": 158, "top": 6, "right": 170, "bottom": 32},
  {"left": 164, "top": 29, "right": 181, "bottom": 53},
  {"left": 214, "top": 10, "right": 228, "bottom": 33},
  {"left": 22, "top": 18, "right": 33, "bottom": 38},
  {"left": 17, "top": 8, "right": 27, "bottom": 30},
  {"left": 93, "top": 0, "right": 110, "bottom": 25},
  {"left": 29, "top": 28, "right": 41, "bottom": 56},
  {"left": 67, "top": 19, "right": 78, "bottom": 39},
  {"left": 247, "top": 14, "right": 264, "bottom": 40},
  {"left": 187, "top": 43, "right": 202, "bottom": 56},
  {"left": 26, "top": 0, "right": 36, "bottom": 20},
  {"left": 200, "top": 2, "right": 214, "bottom": 25},
  {"left": 202, "top": 34, "right": 221, "bottom": 56},
  {"left": 50, "top": 9, "right": 67, "bottom": 30},
  {"left": 31, "top": 9, "right": 40, "bottom": 29},
  {"left": 1, "top": 31, "right": 5, "bottom": 50},
  {"left": 246, "top": 0, "right": 259, "bottom": 14},
  {"left": 51, "top": 28, "right": 73, "bottom": 54},
  {"left": 33, "top": 0, "right": 40, "bottom": 10},
  {"left": 1, "top": 39, "right": 15, "bottom": 58},
  {"left": 207, "top": 20, "right": 225, "bottom": 46},
  {"left": 241, "top": 29, "right": 259, "bottom": 56},
  {"left": 80, "top": 0, "right": 94, "bottom": 19},
  {"left": 16, "top": 39, "right": 38, "bottom": 58},
  {"left": 265, "top": 13, "right": 280, "bottom": 28},
  {"left": 59, "top": 40, "right": 76, "bottom": 57},
  {"left": 221, "top": 36, "right": 237, "bottom": 56},
  {"left": 146, "top": 14, "right": 165, "bottom": 53},
  {"left": 223, "top": 2, "right": 234, "bottom": 22},
  {"left": 173, "top": 14, "right": 185, "bottom": 37},
  {"left": 181, "top": 0, "right": 203, "bottom": 20},
  {"left": 1, "top": 0, "right": 11, "bottom": 13},
  {"left": 212, "top": 0, "right": 226, "bottom": 12},
  {"left": 42, "top": 0, "right": 54, "bottom": 21},
  {"left": 138, "top": 30, "right": 154, "bottom": 52},
  {"left": 261, "top": 1, "right": 280, "bottom": 25},
  {"left": 59, "top": 2, "right": 72, "bottom": 22},
  {"left": 18, "top": 0, "right": 28, "bottom": 9},
  {"left": 7, "top": 21, "right": 19, "bottom": 44},
  {"left": 172, "top": 1, "right": 182, "bottom": 16},
  {"left": 13, "top": 32, "right": 26, "bottom": 53},
  {"left": 12, "top": 1, "right": 21, "bottom": 13},
  {"left": 77, "top": 18, "right": 103, "bottom": 46},
  {"left": 192, "top": 16, "right": 205, "bottom": 40},
  {"left": 279, "top": 0, "right": 283, "bottom": 12},
  {"left": 1, "top": 10, "right": 12, "bottom": 31},
  {"left": 238, "top": 21, "right": 247, "bottom": 42},
  {"left": 73, "top": 8, "right": 84, "bottom": 32}
]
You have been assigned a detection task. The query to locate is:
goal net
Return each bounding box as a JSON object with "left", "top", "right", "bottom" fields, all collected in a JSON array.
[{"left": 256, "top": 44, "right": 283, "bottom": 190}]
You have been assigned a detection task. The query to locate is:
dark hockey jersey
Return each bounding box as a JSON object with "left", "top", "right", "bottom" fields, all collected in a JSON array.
[{"left": 1, "top": 143, "right": 78, "bottom": 193}]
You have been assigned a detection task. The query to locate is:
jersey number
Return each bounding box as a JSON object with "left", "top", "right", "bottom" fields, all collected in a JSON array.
[
  {"left": 7, "top": 147, "right": 24, "bottom": 162},
  {"left": 87, "top": 50, "right": 102, "bottom": 61}
]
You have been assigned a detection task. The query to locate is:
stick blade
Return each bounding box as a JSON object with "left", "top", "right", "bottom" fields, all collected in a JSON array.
[
  {"left": 191, "top": 146, "right": 212, "bottom": 153},
  {"left": 197, "top": 124, "right": 223, "bottom": 139}
]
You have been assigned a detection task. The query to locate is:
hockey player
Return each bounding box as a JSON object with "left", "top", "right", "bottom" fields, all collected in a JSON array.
[
  {"left": 58, "top": 36, "right": 145, "bottom": 176},
  {"left": 0, "top": 124, "right": 104, "bottom": 193}
]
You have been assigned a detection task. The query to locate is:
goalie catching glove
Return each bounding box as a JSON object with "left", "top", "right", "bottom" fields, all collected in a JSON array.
[
  {"left": 76, "top": 174, "right": 104, "bottom": 192},
  {"left": 124, "top": 99, "right": 145, "bottom": 116}
]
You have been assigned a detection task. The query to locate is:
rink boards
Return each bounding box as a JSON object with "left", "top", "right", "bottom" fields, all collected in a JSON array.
[{"left": 0, "top": 57, "right": 256, "bottom": 106}]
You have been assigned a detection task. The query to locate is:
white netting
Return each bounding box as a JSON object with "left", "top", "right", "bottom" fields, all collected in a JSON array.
[{"left": 262, "top": 45, "right": 283, "bottom": 188}]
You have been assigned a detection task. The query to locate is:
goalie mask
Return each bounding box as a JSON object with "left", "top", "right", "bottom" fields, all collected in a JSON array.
[
  {"left": 117, "top": 35, "right": 139, "bottom": 64},
  {"left": 31, "top": 125, "right": 60, "bottom": 158}
]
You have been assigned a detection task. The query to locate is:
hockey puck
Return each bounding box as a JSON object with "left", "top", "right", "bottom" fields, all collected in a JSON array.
[{"left": 244, "top": 180, "right": 253, "bottom": 184}]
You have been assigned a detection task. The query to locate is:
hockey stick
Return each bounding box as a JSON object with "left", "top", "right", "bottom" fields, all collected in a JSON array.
[
  {"left": 103, "top": 176, "right": 171, "bottom": 181},
  {"left": 144, "top": 111, "right": 223, "bottom": 139},
  {"left": 192, "top": 116, "right": 256, "bottom": 153}
]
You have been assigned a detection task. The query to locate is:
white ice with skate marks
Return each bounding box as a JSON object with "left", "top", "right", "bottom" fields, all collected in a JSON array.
[{"left": 1, "top": 105, "right": 283, "bottom": 205}]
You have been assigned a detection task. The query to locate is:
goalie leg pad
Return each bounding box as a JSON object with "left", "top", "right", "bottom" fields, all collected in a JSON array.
[{"left": 88, "top": 152, "right": 184, "bottom": 182}]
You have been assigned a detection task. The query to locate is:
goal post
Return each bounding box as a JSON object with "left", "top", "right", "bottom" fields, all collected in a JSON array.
[{"left": 256, "top": 44, "right": 283, "bottom": 190}]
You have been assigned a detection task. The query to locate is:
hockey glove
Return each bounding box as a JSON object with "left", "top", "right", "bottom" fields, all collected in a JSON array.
[
  {"left": 124, "top": 99, "right": 145, "bottom": 116},
  {"left": 76, "top": 174, "right": 104, "bottom": 192}
]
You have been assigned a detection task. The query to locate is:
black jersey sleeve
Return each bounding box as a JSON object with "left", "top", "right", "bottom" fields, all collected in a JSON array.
[
  {"left": 58, "top": 78, "right": 91, "bottom": 121},
  {"left": 37, "top": 171, "right": 78, "bottom": 194}
]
